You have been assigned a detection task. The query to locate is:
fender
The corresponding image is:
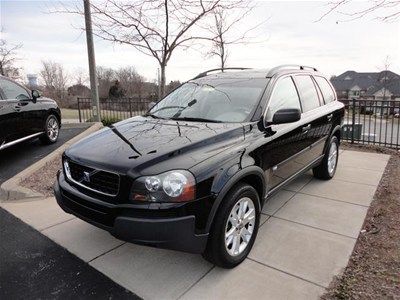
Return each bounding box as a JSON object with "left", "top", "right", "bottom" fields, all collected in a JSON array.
[
  {"left": 324, "top": 124, "right": 341, "bottom": 152},
  {"left": 205, "top": 165, "right": 266, "bottom": 232}
]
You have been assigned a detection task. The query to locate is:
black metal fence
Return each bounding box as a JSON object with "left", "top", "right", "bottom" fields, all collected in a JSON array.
[
  {"left": 340, "top": 99, "right": 400, "bottom": 149},
  {"left": 77, "top": 97, "right": 400, "bottom": 149},
  {"left": 77, "top": 97, "right": 154, "bottom": 122}
]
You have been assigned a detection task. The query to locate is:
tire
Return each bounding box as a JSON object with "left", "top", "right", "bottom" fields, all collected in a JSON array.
[
  {"left": 313, "top": 135, "right": 339, "bottom": 180},
  {"left": 39, "top": 114, "right": 60, "bottom": 145},
  {"left": 203, "top": 183, "right": 260, "bottom": 268}
]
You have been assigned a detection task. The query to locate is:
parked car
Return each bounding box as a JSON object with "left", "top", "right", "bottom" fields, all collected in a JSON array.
[
  {"left": 0, "top": 76, "right": 61, "bottom": 150},
  {"left": 54, "top": 65, "right": 344, "bottom": 268}
]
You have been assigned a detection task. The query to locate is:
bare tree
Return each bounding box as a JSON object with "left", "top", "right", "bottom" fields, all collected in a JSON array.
[
  {"left": 378, "top": 56, "right": 395, "bottom": 102},
  {"left": 54, "top": 0, "right": 247, "bottom": 97},
  {"left": 0, "top": 37, "right": 22, "bottom": 78},
  {"left": 115, "top": 66, "right": 145, "bottom": 98},
  {"left": 205, "top": 6, "right": 265, "bottom": 70},
  {"left": 96, "top": 66, "right": 116, "bottom": 98},
  {"left": 317, "top": 0, "right": 400, "bottom": 22},
  {"left": 74, "top": 67, "right": 89, "bottom": 85},
  {"left": 39, "top": 60, "right": 69, "bottom": 104}
]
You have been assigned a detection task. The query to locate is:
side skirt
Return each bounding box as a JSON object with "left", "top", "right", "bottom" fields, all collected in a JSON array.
[{"left": 0, "top": 132, "right": 44, "bottom": 151}]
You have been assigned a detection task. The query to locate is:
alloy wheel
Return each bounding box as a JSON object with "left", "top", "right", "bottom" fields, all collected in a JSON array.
[
  {"left": 224, "top": 197, "right": 256, "bottom": 257},
  {"left": 327, "top": 141, "right": 338, "bottom": 175},
  {"left": 47, "top": 117, "right": 59, "bottom": 142}
]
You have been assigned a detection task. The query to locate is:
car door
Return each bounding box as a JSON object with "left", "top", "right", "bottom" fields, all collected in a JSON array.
[
  {"left": 0, "top": 89, "right": 13, "bottom": 146},
  {"left": 0, "top": 77, "right": 35, "bottom": 139},
  {"left": 293, "top": 74, "right": 329, "bottom": 166},
  {"left": 260, "top": 75, "right": 311, "bottom": 189}
]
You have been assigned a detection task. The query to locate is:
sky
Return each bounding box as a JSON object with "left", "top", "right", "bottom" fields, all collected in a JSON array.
[{"left": 1, "top": 0, "right": 399, "bottom": 84}]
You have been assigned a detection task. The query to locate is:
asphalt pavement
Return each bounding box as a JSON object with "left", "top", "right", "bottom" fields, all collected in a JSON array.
[
  {"left": 0, "top": 127, "right": 87, "bottom": 184},
  {"left": 0, "top": 208, "right": 137, "bottom": 299},
  {"left": 0, "top": 125, "right": 138, "bottom": 299}
]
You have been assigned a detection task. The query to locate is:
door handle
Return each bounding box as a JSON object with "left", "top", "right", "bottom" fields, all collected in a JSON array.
[
  {"left": 302, "top": 124, "right": 311, "bottom": 133},
  {"left": 13, "top": 106, "right": 21, "bottom": 112},
  {"left": 327, "top": 114, "right": 333, "bottom": 121}
]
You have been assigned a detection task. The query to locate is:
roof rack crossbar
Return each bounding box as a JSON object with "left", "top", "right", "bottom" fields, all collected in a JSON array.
[
  {"left": 266, "top": 64, "right": 318, "bottom": 77},
  {"left": 192, "top": 67, "right": 252, "bottom": 80}
]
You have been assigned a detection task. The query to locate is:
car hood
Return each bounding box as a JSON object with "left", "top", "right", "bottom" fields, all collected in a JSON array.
[{"left": 65, "top": 116, "right": 246, "bottom": 175}]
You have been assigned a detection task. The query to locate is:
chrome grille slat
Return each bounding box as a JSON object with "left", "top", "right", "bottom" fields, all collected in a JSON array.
[{"left": 64, "top": 160, "right": 120, "bottom": 196}]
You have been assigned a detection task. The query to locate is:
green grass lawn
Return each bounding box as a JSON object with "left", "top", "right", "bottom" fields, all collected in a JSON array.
[{"left": 61, "top": 108, "right": 80, "bottom": 119}]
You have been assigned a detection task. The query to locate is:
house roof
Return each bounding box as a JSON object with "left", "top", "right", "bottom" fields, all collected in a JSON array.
[{"left": 331, "top": 70, "right": 400, "bottom": 96}]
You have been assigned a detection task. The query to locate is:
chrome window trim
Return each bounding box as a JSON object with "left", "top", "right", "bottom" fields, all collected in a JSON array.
[{"left": 63, "top": 160, "right": 120, "bottom": 197}]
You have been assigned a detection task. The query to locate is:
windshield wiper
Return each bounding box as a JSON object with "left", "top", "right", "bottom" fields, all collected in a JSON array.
[
  {"left": 145, "top": 113, "right": 165, "bottom": 119},
  {"left": 170, "top": 117, "right": 222, "bottom": 123}
]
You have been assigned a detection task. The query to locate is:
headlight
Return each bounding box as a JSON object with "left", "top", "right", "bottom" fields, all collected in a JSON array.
[{"left": 131, "top": 170, "right": 195, "bottom": 203}]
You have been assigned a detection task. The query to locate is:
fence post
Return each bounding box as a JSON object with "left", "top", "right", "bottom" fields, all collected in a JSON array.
[
  {"left": 129, "top": 98, "right": 133, "bottom": 117},
  {"left": 77, "top": 98, "right": 82, "bottom": 123},
  {"left": 351, "top": 98, "right": 356, "bottom": 144}
]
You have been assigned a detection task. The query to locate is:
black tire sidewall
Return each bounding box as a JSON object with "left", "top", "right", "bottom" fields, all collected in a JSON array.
[
  {"left": 210, "top": 184, "right": 260, "bottom": 267},
  {"left": 326, "top": 136, "right": 339, "bottom": 178}
]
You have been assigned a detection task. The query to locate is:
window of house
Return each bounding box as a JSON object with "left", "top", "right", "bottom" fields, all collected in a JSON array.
[
  {"left": 0, "top": 78, "right": 30, "bottom": 100},
  {"left": 314, "top": 76, "right": 335, "bottom": 104},
  {"left": 294, "top": 75, "right": 320, "bottom": 112},
  {"left": 266, "top": 76, "right": 301, "bottom": 121}
]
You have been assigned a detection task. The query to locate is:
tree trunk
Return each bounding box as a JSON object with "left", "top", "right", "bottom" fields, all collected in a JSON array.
[{"left": 159, "top": 64, "right": 166, "bottom": 98}]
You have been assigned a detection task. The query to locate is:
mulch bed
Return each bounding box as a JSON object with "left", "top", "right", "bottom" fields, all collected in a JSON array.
[
  {"left": 322, "top": 142, "right": 400, "bottom": 299},
  {"left": 20, "top": 155, "right": 62, "bottom": 198}
]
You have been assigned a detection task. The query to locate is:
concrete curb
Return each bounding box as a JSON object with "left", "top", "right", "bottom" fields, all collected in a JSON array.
[{"left": 0, "top": 122, "right": 103, "bottom": 202}]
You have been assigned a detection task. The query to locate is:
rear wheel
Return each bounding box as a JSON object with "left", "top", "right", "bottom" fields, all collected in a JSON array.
[
  {"left": 203, "top": 183, "right": 260, "bottom": 268},
  {"left": 313, "top": 135, "right": 339, "bottom": 180},
  {"left": 40, "top": 114, "right": 60, "bottom": 144}
]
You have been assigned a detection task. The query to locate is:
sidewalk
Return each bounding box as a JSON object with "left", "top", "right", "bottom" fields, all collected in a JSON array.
[{"left": 0, "top": 150, "right": 390, "bottom": 300}]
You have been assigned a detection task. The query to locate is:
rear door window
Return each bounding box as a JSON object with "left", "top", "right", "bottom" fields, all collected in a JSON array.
[
  {"left": 266, "top": 76, "right": 301, "bottom": 121},
  {"left": 294, "top": 75, "right": 320, "bottom": 112},
  {"left": 314, "top": 76, "right": 336, "bottom": 104}
]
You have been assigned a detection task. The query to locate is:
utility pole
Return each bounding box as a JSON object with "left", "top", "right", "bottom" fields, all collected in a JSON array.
[{"left": 83, "top": 0, "right": 100, "bottom": 122}]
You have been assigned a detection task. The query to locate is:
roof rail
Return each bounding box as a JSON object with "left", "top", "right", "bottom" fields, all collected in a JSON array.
[
  {"left": 266, "top": 65, "right": 318, "bottom": 77},
  {"left": 192, "top": 67, "right": 252, "bottom": 80}
]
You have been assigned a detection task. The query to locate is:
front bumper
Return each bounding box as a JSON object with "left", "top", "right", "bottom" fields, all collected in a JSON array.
[{"left": 54, "top": 172, "right": 208, "bottom": 254}]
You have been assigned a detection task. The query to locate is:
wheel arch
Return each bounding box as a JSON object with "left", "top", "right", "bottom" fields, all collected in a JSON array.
[{"left": 205, "top": 166, "right": 266, "bottom": 232}]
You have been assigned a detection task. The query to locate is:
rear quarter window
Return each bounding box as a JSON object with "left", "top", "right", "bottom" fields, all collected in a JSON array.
[
  {"left": 294, "top": 75, "right": 320, "bottom": 112},
  {"left": 314, "top": 76, "right": 336, "bottom": 104}
]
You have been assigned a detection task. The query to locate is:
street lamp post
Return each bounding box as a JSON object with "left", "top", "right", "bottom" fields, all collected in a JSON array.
[{"left": 83, "top": 0, "right": 100, "bottom": 122}]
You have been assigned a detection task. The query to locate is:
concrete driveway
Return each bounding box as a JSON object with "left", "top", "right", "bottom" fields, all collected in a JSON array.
[{"left": 0, "top": 150, "right": 390, "bottom": 300}]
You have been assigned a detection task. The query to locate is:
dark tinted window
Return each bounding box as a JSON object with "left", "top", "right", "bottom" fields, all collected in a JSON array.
[
  {"left": 0, "top": 78, "right": 30, "bottom": 100},
  {"left": 266, "top": 76, "right": 300, "bottom": 121},
  {"left": 314, "top": 76, "right": 335, "bottom": 103},
  {"left": 295, "top": 75, "right": 320, "bottom": 112}
]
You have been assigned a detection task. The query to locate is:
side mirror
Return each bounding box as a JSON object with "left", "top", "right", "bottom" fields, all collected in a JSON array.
[
  {"left": 31, "top": 90, "right": 41, "bottom": 103},
  {"left": 272, "top": 108, "right": 301, "bottom": 124}
]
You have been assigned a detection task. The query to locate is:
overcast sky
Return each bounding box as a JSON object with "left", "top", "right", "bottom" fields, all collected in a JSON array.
[{"left": 1, "top": 0, "right": 399, "bottom": 84}]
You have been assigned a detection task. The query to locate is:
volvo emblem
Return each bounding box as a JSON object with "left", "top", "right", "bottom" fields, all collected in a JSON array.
[{"left": 83, "top": 171, "right": 91, "bottom": 183}]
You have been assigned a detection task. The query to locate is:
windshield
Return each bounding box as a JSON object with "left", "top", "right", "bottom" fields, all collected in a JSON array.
[{"left": 148, "top": 78, "right": 267, "bottom": 123}]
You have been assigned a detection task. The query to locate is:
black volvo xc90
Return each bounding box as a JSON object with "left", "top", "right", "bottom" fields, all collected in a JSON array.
[{"left": 55, "top": 65, "right": 344, "bottom": 268}]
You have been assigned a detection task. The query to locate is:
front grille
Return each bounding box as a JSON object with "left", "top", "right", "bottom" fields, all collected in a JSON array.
[{"left": 66, "top": 160, "right": 120, "bottom": 196}]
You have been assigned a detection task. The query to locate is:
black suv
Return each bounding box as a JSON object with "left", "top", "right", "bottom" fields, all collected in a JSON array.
[
  {"left": 0, "top": 76, "right": 61, "bottom": 150},
  {"left": 55, "top": 65, "right": 344, "bottom": 268}
]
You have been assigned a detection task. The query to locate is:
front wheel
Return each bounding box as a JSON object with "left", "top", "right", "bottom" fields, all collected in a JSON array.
[
  {"left": 313, "top": 135, "right": 339, "bottom": 180},
  {"left": 203, "top": 183, "right": 260, "bottom": 268},
  {"left": 39, "top": 114, "right": 60, "bottom": 144}
]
